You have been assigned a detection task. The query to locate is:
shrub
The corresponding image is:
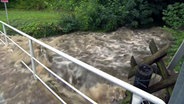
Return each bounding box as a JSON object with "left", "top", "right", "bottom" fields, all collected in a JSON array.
[
  {"left": 8, "top": 19, "right": 62, "bottom": 38},
  {"left": 59, "top": 0, "right": 126, "bottom": 32},
  {"left": 48, "top": 0, "right": 81, "bottom": 11},
  {"left": 163, "top": 3, "right": 184, "bottom": 29},
  {"left": 74, "top": 1, "right": 102, "bottom": 31},
  {"left": 15, "top": 0, "right": 49, "bottom": 10},
  {"left": 122, "top": 0, "right": 164, "bottom": 28},
  {"left": 59, "top": 13, "right": 79, "bottom": 33},
  {"left": 99, "top": 0, "right": 126, "bottom": 31}
]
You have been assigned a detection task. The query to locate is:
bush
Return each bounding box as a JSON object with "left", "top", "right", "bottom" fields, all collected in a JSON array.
[
  {"left": 8, "top": 19, "right": 62, "bottom": 38},
  {"left": 163, "top": 3, "right": 184, "bottom": 29},
  {"left": 14, "top": 0, "right": 49, "bottom": 10},
  {"left": 5, "top": 0, "right": 183, "bottom": 34},
  {"left": 59, "top": 0, "right": 126, "bottom": 32},
  {"left": 59, "top": 13, "right": 79, "bottom": 33},
  {"left": 48, "top": 0, "right": 81, "bottom": 11},
  {"left": 99, "top": 0, "right": 126, "bottom": 31},
  {"left": 122, "top": 0, "right": 166, "bottom": 28},
  {"left": 59, "top": 0, "right": 170, "bottom": 31},
  {"left": 74, "top": 1, "right": 102, "bottom": 31}
]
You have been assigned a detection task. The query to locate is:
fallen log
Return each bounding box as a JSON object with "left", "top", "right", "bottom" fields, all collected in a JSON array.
[
  {"left": 148, "top": 73, "right": 178, "bottom": 93},
  {"left": 128, "top": 43, "right": 170, "bottom": 78}
]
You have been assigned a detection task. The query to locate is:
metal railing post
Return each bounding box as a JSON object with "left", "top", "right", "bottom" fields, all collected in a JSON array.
[
  {"left": 29, "top": 39, "right": 37, "bottom": 80},
  {"left": 2, "top": 24, "right": 8, "bottom": 45}
]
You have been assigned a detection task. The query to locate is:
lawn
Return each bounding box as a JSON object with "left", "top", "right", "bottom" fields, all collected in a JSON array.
[
  {"left": 0, "top": 10, "right": 61, "bottom": 38},
  {"left": 0, "top": 10, "right": 60, "bottom": 23}
]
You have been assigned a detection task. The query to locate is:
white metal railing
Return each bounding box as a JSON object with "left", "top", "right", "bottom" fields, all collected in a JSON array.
[{"left": 0, "top": 21, "right": 166, "bottom": 104}]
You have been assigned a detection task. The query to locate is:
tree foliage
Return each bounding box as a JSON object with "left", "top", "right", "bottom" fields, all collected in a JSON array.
[
  {"left": 163, "top": 3, "right": 184, "bottom": 29},
  {"left": 59, "top": 0, "right": 126, "bottom": 32}
]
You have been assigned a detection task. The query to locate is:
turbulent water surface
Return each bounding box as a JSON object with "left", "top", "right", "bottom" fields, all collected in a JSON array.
[{"left": 0, "top": 27, "right": 172, "bottom": 104}]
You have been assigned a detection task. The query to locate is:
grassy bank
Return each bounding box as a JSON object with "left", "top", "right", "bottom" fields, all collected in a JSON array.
[
  {"left": 164, "top": 27, "right": 184, "bottom": 71},
  {"left": 0, "top": 10, "right": 61, "bottom": 38}
]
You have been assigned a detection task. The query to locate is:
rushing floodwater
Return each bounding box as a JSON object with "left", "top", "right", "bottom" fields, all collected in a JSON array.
[{"left": 1, "top": 27, "right": 172, "bottom": 104}]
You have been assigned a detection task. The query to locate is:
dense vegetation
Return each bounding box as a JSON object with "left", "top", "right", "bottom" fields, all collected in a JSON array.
[{"left": 1, "top": 0, "right": 184, "bottom": 32}]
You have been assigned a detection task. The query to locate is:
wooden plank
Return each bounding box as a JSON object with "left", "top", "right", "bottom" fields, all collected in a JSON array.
[
  {"left": 128, "top": 43, "right": 169, "bottom": 78},
  {"left": 149, "top": 39, "right": 172, "bottom": 96},
  {"left": 130, "top": 56, "right": 137, "bottom": 68},
  {"left": 148, "top": 73, "right": 178, "bottom": 93}
]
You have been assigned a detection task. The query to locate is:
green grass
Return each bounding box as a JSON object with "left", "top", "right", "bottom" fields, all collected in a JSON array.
[
  {"left": 0, "top": 10, "right": 60, "bottom": 23},
  {"left": 0, "top": 10, "right": 62, "bottom": 38},
  {"left": 164, "top": 27, "right": 184, "bottom": 72}
]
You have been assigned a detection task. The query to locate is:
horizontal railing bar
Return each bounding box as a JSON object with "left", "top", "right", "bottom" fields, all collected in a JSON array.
[
  {"left": 0, "top": 21, "right": 165, "bottom": 104},
  {"left": 0, "top": 38, "right": 6, "bottom": 45},
  {"left": 4, "top": 34, "right": 30, "bottom": 56},
  {"left": 21, "top": 61, "right": 67, "bottom": 104},
  {"left": 3, "top": 31, "right": 97, "bottom": 104},
  {"left": 30, "top": 56, "right": 97, "bottom": 104}
]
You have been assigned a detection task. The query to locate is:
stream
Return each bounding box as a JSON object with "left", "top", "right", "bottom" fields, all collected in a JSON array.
[{"left": 2, "top": 27, "right": 172, "bottom": 104}]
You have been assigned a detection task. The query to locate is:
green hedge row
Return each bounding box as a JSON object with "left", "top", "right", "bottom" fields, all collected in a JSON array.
[{"left": 7, "top": 20, "right": 62, "bottom": 38}]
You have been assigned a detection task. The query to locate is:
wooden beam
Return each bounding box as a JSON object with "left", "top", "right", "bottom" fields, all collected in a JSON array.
[
  {"left": 130, "top": 56, "right": 137, "bottom": 68},
  {"left": 128, "top": 43, "right": 169, "bottom": 78},
  {"left": 149, "top": 39, "right": 172, "bottom": 96},
  {"left": 148, "top": 73, "right": 178, "bottom": 93}
]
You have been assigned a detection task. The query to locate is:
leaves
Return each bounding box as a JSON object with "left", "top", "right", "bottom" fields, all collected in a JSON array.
[{"left": 163, "top": 3, "right": 184, "bottom": 29}]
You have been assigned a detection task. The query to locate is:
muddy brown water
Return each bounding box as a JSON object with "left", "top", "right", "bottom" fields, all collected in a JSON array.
[
  {"left": 46, "top": 27, "right": 172, "bottom": 80},
  {"left": 0, "top": 47, "right": 61, "bottom": 104},
  {"left": 0, "top": 27, "right": 172, "bottom": 104}
]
